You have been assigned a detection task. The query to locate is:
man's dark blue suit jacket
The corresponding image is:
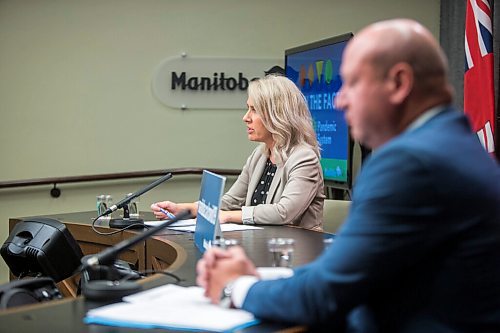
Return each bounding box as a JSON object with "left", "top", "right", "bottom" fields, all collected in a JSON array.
[{"left": 242, "top": 106, "right": 500, "bottom": 332}]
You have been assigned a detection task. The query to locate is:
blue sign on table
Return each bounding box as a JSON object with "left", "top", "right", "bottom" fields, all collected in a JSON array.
[{"left": 194, "top": 170, "right": 226, "bottom": 252}]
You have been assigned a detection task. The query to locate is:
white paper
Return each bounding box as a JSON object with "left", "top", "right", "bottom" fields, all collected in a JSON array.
[
  {"left": 221, "top": 223, "right": 263, "bottom": 231},
  {"left": 168, "top": 223, "right": 263, "bottom": 233},
  {"left": 145, "top": 219, "right": 263, "bottom": 233},
  {"left": 85, "top": 284, "right": 258, "bottom": 332},
  {"left": 144, "top": 218, "right": 196, "bottom": 227},
  {"left": 257, "top": 267, "right": 294, "bottom": 280}
]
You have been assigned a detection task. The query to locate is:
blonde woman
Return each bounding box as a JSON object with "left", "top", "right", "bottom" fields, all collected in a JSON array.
[{"left": 152, "top": 75, "right": 324, "bottom": 230}]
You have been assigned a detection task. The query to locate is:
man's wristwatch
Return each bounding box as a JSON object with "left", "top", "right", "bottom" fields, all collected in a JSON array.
[{"left": 219, "top": 281, "right": 235, "bottom": 308}]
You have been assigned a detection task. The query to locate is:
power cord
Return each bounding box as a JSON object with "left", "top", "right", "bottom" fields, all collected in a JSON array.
[{"left": 91, "top": 216, "right": 144, "bottom": 236}]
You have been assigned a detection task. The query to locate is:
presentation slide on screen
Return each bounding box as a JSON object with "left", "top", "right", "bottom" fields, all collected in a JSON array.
[{"left": 286, "top": 40, "right": 349, "bottom": 183}]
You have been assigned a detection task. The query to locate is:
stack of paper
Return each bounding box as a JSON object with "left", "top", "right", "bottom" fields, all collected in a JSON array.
[{"left": 84, "top": 284, "right": 259, "bottom": 332}]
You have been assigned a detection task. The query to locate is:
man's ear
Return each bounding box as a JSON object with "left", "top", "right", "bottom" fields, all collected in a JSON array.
[{"left": 386, "top": 62, "right": 413, "bottom": 104}]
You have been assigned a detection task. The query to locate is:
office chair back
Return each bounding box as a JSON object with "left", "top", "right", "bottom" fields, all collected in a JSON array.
[{"left": 323, "top": 199, "right": 351, "bottom": 234}]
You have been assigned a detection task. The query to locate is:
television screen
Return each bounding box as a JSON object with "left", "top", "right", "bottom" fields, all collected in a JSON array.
[{"left": 285, "top": 33, "right": 353, "bottom": 189}]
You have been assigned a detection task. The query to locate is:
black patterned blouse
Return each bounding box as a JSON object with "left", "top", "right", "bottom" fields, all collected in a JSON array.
[{"left": 251, "top": 159, "right": 277, "bottom": 206}]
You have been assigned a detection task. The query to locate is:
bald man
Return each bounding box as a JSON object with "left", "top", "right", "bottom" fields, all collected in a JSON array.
[{"left": 197, "top": 19, "right": 500, "bottom": 332}]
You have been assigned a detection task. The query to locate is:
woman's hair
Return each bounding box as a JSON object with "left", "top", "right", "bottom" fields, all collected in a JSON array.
[{"left": 248, "top": 75, "right": 320, "bottom": 163}]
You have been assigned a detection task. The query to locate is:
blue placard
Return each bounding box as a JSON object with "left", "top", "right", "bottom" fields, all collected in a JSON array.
[{"left": 194, "top": 170, "right": 226, "bottom": 253}]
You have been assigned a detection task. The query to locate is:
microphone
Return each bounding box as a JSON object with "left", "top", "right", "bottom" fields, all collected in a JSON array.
[
  {"left": 99, "top": 173, "right": 172, "bottom": 229},
  {"left": 84, "top": 209, "right": 191, "bottom": 271},
  {"left": 103, "top": 173, "right": 173, "bottom": 216},
  {"left": 81, "top": 209, "right": 192, "bottom": 300}
]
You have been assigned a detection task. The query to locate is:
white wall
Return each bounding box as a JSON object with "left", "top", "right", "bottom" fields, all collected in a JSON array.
[{"left": 0, "top": 0, "right": 440, "bottom": 283}]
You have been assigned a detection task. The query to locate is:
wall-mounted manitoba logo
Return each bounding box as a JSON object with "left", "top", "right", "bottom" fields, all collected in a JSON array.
[{"left": 152, "top": 55, "right": 281, "bottom": 110}]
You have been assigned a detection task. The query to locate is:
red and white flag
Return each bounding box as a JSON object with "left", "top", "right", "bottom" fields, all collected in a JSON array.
[{"left": 464, "top": 0, "right": 496, "bottom": 156}]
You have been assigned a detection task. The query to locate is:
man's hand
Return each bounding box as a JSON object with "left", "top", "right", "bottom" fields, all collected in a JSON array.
[{"left": 196, "top": 246, "right": 258, "bottom": 304}]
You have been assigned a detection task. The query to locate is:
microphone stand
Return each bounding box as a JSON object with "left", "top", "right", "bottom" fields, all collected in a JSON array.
[
  {"left": 109, "top": 202, "right": 143, "bottom": 229},
  {"left": 95, "top": 172, "right": 173, "bottom": 229},
  {"left": 81, "top": 210, "right": 192, "bottom": 301}
]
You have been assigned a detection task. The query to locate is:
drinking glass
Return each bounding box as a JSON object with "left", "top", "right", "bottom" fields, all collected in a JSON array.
[
  {"left": 323, "top": 234, "right": 335, "bottom": 250},
  {"left": 212, "top": 238, "right": 239, "bottom": 249},
  {"left": 126, "top": 193, "right": 140, "bottom": 218},
  {"left": 267, "top": 238, "right": 295, "bottom": 268}
]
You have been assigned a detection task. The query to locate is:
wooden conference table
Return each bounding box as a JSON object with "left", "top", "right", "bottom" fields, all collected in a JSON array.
[{"left": 1, "top": 211, "right": 328, "bottom": 332}]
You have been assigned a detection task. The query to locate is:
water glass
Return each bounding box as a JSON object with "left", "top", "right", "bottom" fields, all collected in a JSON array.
[
  {"left": 323, "top": 234, "right": 335, "bottom": 250},
  {"left": 212, "top": 238, "right": 239, "bottom": 249},
  {"left": 126, "top": 193, "right": 140, "bottom": 218},
  {"left": 267, "top": 238, "right": 295, "bottom": 268},
  {"left": 96, "top": 195, "right": 107, "bottom": 216},
  {"left": 105, "top": 194, "right": 114, "bottom": 217}
]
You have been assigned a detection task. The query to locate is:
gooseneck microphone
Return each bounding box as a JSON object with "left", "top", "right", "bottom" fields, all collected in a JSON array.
[
  {"left": 82, "top": 209, "right": 190, "bottom": 270},
  {"left": 102, "top": 172, "right": 172, "bottom": 216},
  {"left": 81, "top": 209, "right": 191, "bottom": 301},
  {"left": 98, "top": 173, "right": 172, "bottom": 228}
]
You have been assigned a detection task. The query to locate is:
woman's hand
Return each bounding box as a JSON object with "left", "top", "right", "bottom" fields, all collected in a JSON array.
[
  {"left": 151, "top": 201, "right": 198, "bottom": 220},
  {"left": 150, "top": 201, "right": 180, "bottom": 220},
  {"left": 218, "top": 210, "right": 243, "bottom": 224}
]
